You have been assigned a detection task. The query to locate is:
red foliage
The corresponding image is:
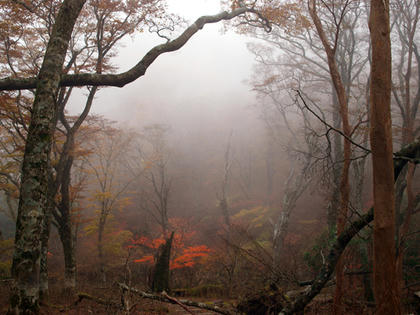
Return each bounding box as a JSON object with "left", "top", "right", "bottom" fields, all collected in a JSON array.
[
  {"left": 170, "top": 245, "right": 212, "bottom": 270},
  {"left": 134, "top": 255, "right": 154, "bottom": 264},
  {"left": 130, "top": 236, "right": 165, "bottom": 249},
  {"left": 131, "top": 218, "right": 213, "bottom": 270}
]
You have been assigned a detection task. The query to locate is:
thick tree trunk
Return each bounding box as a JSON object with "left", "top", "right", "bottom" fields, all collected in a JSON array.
[
  {"left": 39, "top": 168, "right": 55, "bottom": 302},
  {"left": 39, "top": 217, "right": 50, "bottom": 302},
  {"left": 57, "top": 150, "right": 77, "bottom": 292},
  {"left": 369, "top": 0, "right": 401, "bottom": 313},
  {"left": 152, "top": 232, "right": 174, "bottom": 293},
  {"left": 8, "top": 1, "right": 86, "bottom": 314},
  {"left": 58, "top": 220, "right": 76, "bottom": 292}
]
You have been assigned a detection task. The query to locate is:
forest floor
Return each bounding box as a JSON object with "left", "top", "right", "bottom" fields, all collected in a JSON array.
[
  {"left": 0, "top": 281, "right": 235, "bottom": 314},
  {"left": 0, "top": 283, "right": 330, "bottom": 314},
  {"left": 0, "top": 281, "right": 381, "bottom": 314},
  {"left": 0, "top": 280, "right": 398, "bottom": 315}
]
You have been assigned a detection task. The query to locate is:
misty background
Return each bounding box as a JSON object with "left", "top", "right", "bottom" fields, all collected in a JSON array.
[{"left": 68, "top": 0, "right": 259, "bottom": 137}]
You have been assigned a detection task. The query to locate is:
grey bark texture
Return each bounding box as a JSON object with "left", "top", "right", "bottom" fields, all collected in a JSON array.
[{"left": 8, "top": 1, "right": 87, "bottom": 313}]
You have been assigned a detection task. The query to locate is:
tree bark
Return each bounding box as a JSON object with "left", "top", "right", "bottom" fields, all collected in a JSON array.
[
  {"left": 97, "top": 216, "right": 106, "bottom": 284},
  {"left": 152, "top": 232, "right": 174, "bottom": 293},
  {"left": 327, "top": 89, "right": 342, "bottom": 233},
  {"left": 59, "top": 223, "right": 76, "bottom": 292},
  {"left": 8, "top": 1, "right": 86, "bottom": 314},
  {"left": 39, "top": 167, "right": 55, "bottom": 302},
  {"left": 308, "top": 2, "right": 352, "bottom": 313},
  {"left": 369, "top": 0, "right": 401, "bottom": 313}
]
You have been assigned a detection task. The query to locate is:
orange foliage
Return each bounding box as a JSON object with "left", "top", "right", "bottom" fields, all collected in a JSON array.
[
  {"left": 171, "top": 245, "right": 212, "bottom": 270},
  {"left": 131, "top": 218, "right": 213, "bottom": 270},
  {"left": 131, "top": 236, "right": 165, "bottom": 249},
  {"left": 134, "top": 255, "right": 154, "bottom": 264}
]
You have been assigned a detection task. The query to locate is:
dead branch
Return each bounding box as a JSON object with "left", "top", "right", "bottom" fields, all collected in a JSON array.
[
  {"left": 58, "top": 292, "right": 120, "bottom": 312},
  {"left": 161, "top": 291, "right": 197, "bottom": 315},
  {"left": 118, "top": 283, "right": 233, "bottom": 315},
  {"left": 295, "top": 89, "right": 371, "bottom": 153}
]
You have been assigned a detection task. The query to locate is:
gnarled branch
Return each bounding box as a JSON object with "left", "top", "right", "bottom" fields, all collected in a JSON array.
[{"left": 0, "top": 7, "right": 267, "bottom": 91}]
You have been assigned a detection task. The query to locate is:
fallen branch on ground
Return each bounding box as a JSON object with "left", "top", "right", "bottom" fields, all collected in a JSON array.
[
  {"left": 161, "top": 291, "right": 196, "bottom": 315},
  {"left": 118, "top": 283, "right": 233, "bottom": 315},
  {"left": 58, "top": 292, "right": 120, "bottom": 312}
]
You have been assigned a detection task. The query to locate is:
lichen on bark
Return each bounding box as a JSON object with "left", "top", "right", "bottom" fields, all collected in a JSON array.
[{"left": 8, "top": 1, "right": 87, "bottom": 313}]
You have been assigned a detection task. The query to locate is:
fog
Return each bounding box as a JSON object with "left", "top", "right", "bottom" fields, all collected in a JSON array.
[
  {"left": 68, "top": 0, "right": 260, "bottom": 145},
  {"left": 64, "top": 0, "right": 279, "bottom": 230}
]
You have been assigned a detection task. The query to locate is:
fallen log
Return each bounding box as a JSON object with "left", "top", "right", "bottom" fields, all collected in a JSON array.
[{"left": 118, "top": 283, "right": 234, "bottom": 315}]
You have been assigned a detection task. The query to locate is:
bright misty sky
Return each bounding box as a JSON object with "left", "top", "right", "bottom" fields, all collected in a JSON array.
[{"left": 68, "top": 0, "right": 257, "bottom": 131}]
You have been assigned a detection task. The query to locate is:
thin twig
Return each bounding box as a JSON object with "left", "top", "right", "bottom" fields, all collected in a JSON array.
[{"left": 294, "top": 89, "right": 371, "bottom": 153}]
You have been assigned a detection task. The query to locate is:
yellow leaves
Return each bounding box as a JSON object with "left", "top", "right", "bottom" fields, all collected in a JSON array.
[
  {"left": 103, "top": 229, "right": 133, "bottom": 260},
  {"left": 116, "top": 196, "right": 132, "bottom": 212},
  {"left": 0, "top": 238, "right": 13, "bottom": 277},
  {"left": 0, "top": 182, "right": 18, "bottom": 194},
  {"left": 83, "top": 220, "right": 98, "bottom": 236},
  {"left": 262, "top": 1, "right": 311, "bottom": 34},
  {"left": 225, "top": 0, "right": 311, "bottom": 35},
  {"left": 233, "top": 205, "right": 274, "bottom": 228},
  {"left": 92, "top": 190, "right": 114, "bottom": 201}
]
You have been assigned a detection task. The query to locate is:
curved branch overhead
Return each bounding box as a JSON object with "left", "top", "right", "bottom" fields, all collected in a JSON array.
[{"left": 0, "top": 6, "right": 265, "bottom": 91}]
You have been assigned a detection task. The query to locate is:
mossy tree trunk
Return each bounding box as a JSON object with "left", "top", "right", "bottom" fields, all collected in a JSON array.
[{"left": 8, "top": 1, "right": 86, "bottom": 313}]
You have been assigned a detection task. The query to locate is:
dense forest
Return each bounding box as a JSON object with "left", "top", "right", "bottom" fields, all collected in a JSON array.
[{"left": 0, "top": 0, "right": 419, "bottom": 314}]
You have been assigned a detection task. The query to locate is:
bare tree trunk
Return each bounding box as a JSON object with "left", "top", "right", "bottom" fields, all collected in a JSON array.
[
  {"left": 8, "top": 1, "right": 86, "bottom": 313},
  {"left": 308, "top": 2, "right": 352, "bottom": 313},
  {"left": 272, "top": 160, "right": 311, "bottom": 274},
  {"left": 395, "top": 163, "right": 415, "bottom": 300},
  {"left": 219, "top": 134, "right": 233, "bottom": 230},
  {"left": 152, "top": 232, "right": 174, "bottom": 293},
  {"left": 328, "top": 91, "right": 342, "bottom": 233},
  {"left": 98, "top": 218, "right": 106, "bottom": 284},
  {"left": 59, "top": 159, "right": 77, "bottom": 292},
  {"left": 58, "top": 219, "right": 76, "bottom": 292},
  {"left": 369, "top": 0, "right": 401, "bottom": 313}
]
